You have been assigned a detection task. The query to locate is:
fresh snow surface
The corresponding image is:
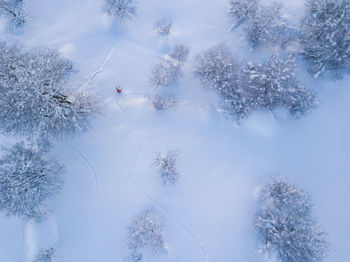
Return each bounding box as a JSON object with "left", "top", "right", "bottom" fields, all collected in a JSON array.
[{"left": 0, "top": 0, "right": 349, "bottom": 261}]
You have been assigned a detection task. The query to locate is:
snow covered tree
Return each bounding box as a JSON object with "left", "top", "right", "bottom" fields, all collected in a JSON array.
[
  {"left": 301, "top": 0, "right": 350, "bottom": 77},
  {"left": 0, "top": 42, "right": 99, "bottom": 139},
  {"left": 228, "top": 0, "right": 258, "bottom": 29},
  {"left": 153, "top": 18, "right": 173, "bottom": 36},
  {"left": 245, "top": 3, "right": 287, "bottom": 49},
  {"left": 229, "top": 1, "right": 293, "bottom": 49},
  {"left": 149, "top": 94, "right": 176, "bottom": 110},
  {"left": 244, "top": 55, "right": 318, "bottom": 117},
  {"left": 149, "top": 44, "right": 189, "bottom": 89},
  {"left": 103, "top": 0, "right": 136, "bottom": 22},
  {"left": 152, "top": 149, "right": 180, "bottom": 185},
  {"left": 127, "top": 208, "right": 168, "bottom": 261},
  {"left": 255, "top": 178, "right": 329, "bottom": 262},
  {"left": 0, "top": 141, "right": 63, "bottom": 221},
  {"left": 0, "top": 0, "right": 25, "bottom": 29},
  {"left": 33, "top": 248, "right": 55, "bottom": 262},
  {"left": 195, "top": 44, "right": 251, "bottom": 119}
]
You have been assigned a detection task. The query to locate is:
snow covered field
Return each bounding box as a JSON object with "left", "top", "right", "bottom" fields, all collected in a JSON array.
[{"left": 0, "top": 0, "right": 349, "bottom": 261}]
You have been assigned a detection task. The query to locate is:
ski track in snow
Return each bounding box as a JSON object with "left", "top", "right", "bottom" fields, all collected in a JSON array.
[
  {"left": 16, "top": 222, "right": 26, "bottom": 262},
  {"left": 59, "top": 142, "right": 98, "bottom": 262},
  {"left": 116, "top": 94, "right": 210, "bottom": 262}
]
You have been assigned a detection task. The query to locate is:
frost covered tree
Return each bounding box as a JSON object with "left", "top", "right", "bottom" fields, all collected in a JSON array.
[
  {"left": 0, "top": 0, "right": 25, "bottom": 29},
  {"left": 33, "top": 248, "right": 55, "bottom": 262},
  {"left": 229, "top": 0, "right": 292, "bottom": 49},
  {"left": 194, "top": 44, "right": 251, "bottom": 119},
  {"left": 153, "top": 18, "right": 173, "bottom": 36},
  {"left": 0, "top": 42, "right": 98, "bottom": 139},
  {"left": 0, "top": 141, "right": 63, "bottom": 221},
  {"left": 103, "top": 0, "right": 136, "bottom": 22},
  {"left": 152, "top": 149, "right": 180, "bottom": 185},
  {"left": 245, "top": 3, "right": 288, "bottom": 49},
  {"left": 245, "top": 55, "right": 318, "bottom": 117},
  {"left": 127, "top": 208, "right": 168, "bottom": 261},
  {"left": 255, "top": 178, "right": 329, "bottom": 262},
  {"left": 149, "top": 44, "right": 189, "bottom": 89},
  {"left": 228, "top": 0, "right": 258, "bottom": 29},
  {"left": 301, "top": 0, "right": 350, "bottom": 77},
  {"left": 149, "top": 94, "right": 176, "bottom": 110}
]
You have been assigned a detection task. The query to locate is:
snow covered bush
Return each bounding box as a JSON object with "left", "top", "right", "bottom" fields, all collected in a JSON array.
[
  {"left": 195, "top": 44, "right": 251, "bottom": 119},
  {"left": 0, "top": 141, "right": 63, "bottom": 221},
  {"left": 33, "top": 248, "right": 55, "bottom": 262},
  {"left": 149, "top": 94, "right": 176, "bottom": 110},
  {"left": 255, "top": 177, "right": 329, "bottom": 262},
  {"left": 228, "top": 0, "right": 258, "bottom": 29},
  {"left": 152, "top": 149, "right": 180, "bottom": 185},
  {"left": 0, "top": 0, "right": 25, "bottom": 29},
  {"left": 149, "top": 44, "right": 189, "bottom": 89},
  {"left": 103, "top": 0, "right": 136, "bottom": 22},
  {"left": 0, "top": 42, "right": 99, "bottom": 139},
  {"left": 127, "top": 207, "right": 168, "bottom": 261},
  {"left": 245, "top": 55, "right": 318, "bottom": 117},
  {"left": 153, "top": 18, "right": 173, "bottom": 36},
  {"left": 301, "top": 0, "right": 350, "bottom": 77}
]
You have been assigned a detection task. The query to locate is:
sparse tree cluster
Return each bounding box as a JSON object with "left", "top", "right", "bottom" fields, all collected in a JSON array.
[
  {"left": 0, "top": 0, "right": 25, "bottom": 29},
  {"left": 103, "top": 0, "right": 136, "bottom": 22},
  {"left": 301, "top": 0, "right": 350, "bottom": 77},
  {"left": 149, "top": 44, "right": 189, "bottom": 110},
  {"left": 195, "top": 44, "right": 317, "bottom": 120},
  {"left": 33, "top": 247, "right": 56, "bottom": 262},
  {"left": 255, "top": 178, "right": 329, "bottom": 262},
  {"left": 127, "top": 208, "right": 168, "bottom": 261},
  {"left": 153, "top": 18, "right": 173, "bottom": 36},
  {"left": 229, "top": 0, "right": 292, "bottom": 49},
  {"left": 0, "top": 42, "right": 98, "bottom": 139},
  {"left": 152, "top": 149, "right": 180, "bottom": 185},
  {"left": 0, "top": 141, "right": 63, "bottom": 221}
]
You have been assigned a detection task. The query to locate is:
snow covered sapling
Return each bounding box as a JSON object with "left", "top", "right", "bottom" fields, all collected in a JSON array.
[
  {"left": 153, "top": 18, "right": 173, "bottom": 36},
  {"left": 194, "top": 44, "right": 251, "bottom": 119},
  {"left": 0, "top": 0, "right": 25, "bottom": 29},
  {"left": 245, "top": 55, "right": 318, "bottom": 117},
  {"left": 301, "top": 0, "right": 350, "bottom": 77},
  {"left": 103, "top": 0, "right": 136, "bottom": 22},
  {"left": 228, "top": 0, "right": 258, "bottom": 29},
  {"left": 0, "top": 42, "right": 99, "bottom": 139},
  {"left": 255, "top": 178, "right": 329, "bottom": 262},
  {"left": 149, "top": 94, "right": 176, "bottom": 110},
  {"left": 33, "top": 248, "right": 55, "bottom": 262},
  {"left": 127, "top": 208, "right": 168, "bottom": 261},
  {"left": 152, "top": 149, "right": 180, "bottom": 185},
  {"left": 0, "top": 141, "right": 63, "bottom": 221}
]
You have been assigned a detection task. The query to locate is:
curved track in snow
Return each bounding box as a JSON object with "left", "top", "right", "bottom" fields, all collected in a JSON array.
[
  {"left": 115, "top": 93, "right": 210, "bottom": 262},
  {"left": 59, "top": 142, "right": 98, "bottom": 262}
]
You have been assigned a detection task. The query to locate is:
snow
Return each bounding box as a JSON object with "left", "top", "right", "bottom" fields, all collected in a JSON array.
[{"left": 0, "top": 0, "right": 349, "bottom": 261}]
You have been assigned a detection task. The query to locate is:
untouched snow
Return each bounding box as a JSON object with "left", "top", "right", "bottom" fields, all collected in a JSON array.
[{"left": 0, "top": 0, "right": 349, "bottom": 261}]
